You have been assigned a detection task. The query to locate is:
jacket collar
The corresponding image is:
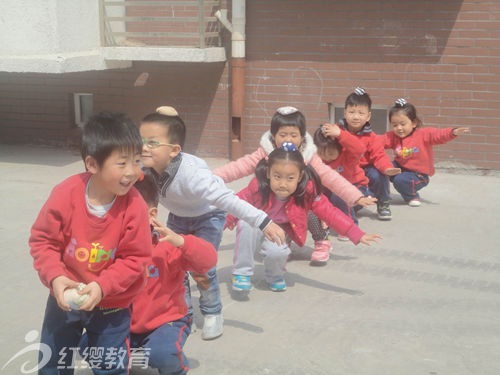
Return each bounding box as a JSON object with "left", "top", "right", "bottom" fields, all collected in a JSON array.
[{"left": 259, "top": 130, "right": 317, "bottom": 163}]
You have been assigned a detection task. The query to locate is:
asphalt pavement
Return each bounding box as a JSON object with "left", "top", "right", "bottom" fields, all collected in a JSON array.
[{"left": 0, "top": 144, "right": 499, "bottom": 375}]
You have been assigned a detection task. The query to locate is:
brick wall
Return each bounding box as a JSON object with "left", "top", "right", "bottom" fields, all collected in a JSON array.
[
  {"left": 0, "top": 61, "right": 230, "bottom": 156},
  {"left": 242, "top": 0, "right": 500, "bottom": 171}
]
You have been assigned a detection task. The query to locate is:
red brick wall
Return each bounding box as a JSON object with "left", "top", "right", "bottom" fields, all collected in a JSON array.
[
  {"left": 242, "top": 0, "right": 500, "bottom": 171},
  {"left": 0, "top": 61, "right": 230, "bottom": 156}
]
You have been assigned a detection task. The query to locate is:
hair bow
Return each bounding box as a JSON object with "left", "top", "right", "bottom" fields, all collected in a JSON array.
[
  {"left": 354, "top": 87, "right": 366, "bottom": 96},
  {"left": 395, "top": 98, "right": 407, "bottom": 107},
  {"left": 282, "top": 142, "right": 298, "bottom": 152},
  {"left": 276, "top": 106, "right": 299, "bottom": 116},
  {"left": 156, "top": 106, "right": 179, "bottom": 116}
]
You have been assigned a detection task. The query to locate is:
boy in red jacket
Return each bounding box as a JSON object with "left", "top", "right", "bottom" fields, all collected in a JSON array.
[
  {"left": 337, "top": 88, "right": 401, "bottom": 220},
  {"left": 29, "top": 112, "right": 152, "bottom": 374},
  {"left": 129, "top": 172, "right": 217, "bottom": 374}
]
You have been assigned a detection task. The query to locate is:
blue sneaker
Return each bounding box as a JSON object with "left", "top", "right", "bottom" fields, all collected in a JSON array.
[
  {"left": 268, "top": 278, "right": 287, "bottom": 292},
  {"left": 232, "top": 275, "right": 252, "bottom": 291}
]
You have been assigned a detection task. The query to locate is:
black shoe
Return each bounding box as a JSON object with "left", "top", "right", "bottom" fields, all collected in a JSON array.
[{"left": 377, "top": 201, "right": 392, "bottom": 220}]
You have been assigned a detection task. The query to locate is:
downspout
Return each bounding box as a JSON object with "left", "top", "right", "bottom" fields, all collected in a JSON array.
[{"left": 215, "top": 0, "right": 246, "bottom": 160}]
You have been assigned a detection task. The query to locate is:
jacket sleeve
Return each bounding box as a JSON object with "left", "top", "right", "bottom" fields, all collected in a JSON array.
[
  {"left": 179, "top": 235, "right": 217, "bottom": 274},
  {"left": 29, "top": 187, "right": 71, "bottom": 289},
  {"left": 337, "top": 129, "right": 366, "bottom": 165},
  {"left": 308, "top": 154, "right": 363, "bottom": 207},
  {"left": 423, "top": 127, "right": 456, "bottom": 145},
  {"left": 212, "top": 148, "right": 267, "bottom": 183},
  {"left": 366, "top": 134, "right": 394, "bottom": 172},
  {"left": 310, "top": 193, "right": 365, "bottom": 244},
  {"left": 94, "top": 196, "right": 152, "bottom": 298}
]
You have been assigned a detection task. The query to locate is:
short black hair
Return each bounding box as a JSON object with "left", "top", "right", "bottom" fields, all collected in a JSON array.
[
  {"left": 134, "top": 170, "right": 159, "bottom": 208},
  {"left": 141, "top": 112, "right": 186, "bottom": 148},
  {"left": 81, "top": 111, "right": 143, "bottom": 166}
]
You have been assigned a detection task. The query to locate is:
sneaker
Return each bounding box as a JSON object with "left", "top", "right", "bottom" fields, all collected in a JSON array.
[
  {"left": 232, "top": 275, "right": 252, "bottom": 291},
  {"left": 408, "top": 198, "right": 421, "bottom": 207},
  {"left": 268, "top": 278, "right": 287, "bottom": 292},
  {"left": 377, "top": 201, "right": 392, "bottom": 220},
  {"left": 337, "top": 235, "right": 350, "bottom": 242},
  {"left": 202, "top": 313, "right": 223, "bottom": 340},
  {"left": 310, "top": 240, "right": 331, "bottom": 265}
]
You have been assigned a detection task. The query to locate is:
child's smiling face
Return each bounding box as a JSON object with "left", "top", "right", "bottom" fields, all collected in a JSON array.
[
  {"left": 140, "top": 122, "right": 181, "bottom": 174},
  {"left": 344, "top": 104, "right": 371, "bottom": 133},
  {"left": 390, "top": 111, "right": 417, "bottom": 138}
]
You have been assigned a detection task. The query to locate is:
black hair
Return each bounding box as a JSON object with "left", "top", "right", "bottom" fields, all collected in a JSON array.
[
  {"left": 388, "top": 100, "right": 423, "bottom": 128},
  {"left": 80, "top": 111, "right": 143, "bottom": 166},
  {"left": 255, "top": 146, "right": 321, "bottom": 208},
  {"left": 134, "top": 170, "right": 159, "bottom": 208},
  {"left": 270, "top": 109, "right": 306, "bottom": 138},
  {"left": 345, "top": 90, "right": 372, "bottom": 110},
  {"left": 141, "top": 112, "right": 186, "bottom": 148},
  {"left": 313, "top": 126, "right": 341, "bottom": 153}
]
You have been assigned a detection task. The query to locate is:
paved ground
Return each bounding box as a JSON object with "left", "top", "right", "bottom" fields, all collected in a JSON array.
[{"left": 1, "top": 144, "right": 499, "bottom": 375}]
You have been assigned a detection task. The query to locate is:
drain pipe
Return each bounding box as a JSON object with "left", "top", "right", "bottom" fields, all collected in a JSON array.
[{"left": 215, "top": 0, "right": 246, "bottom": 160}]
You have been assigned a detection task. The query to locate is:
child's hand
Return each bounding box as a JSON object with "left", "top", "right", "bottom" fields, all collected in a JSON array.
[
  {"left": 192, "top": 273, "right": 210, "bottom": 290},
  {"left": 356, "top": 196, "right": 377, "bottom": 207},
  {"left": 384, "top": 167, "right": 401, "bottom": 176},
  {"left": 52, "top": 276, "right": 80, "bottom": 311},
  {"left": 322, "top": 123, "right": 341, "bottom": 138},
  {"left": 151, "top": 217, "right": 184, "bottom": 247},
  {"left": 453, "top": 127, "right": 470, "bottom": 136},
  {"left": 78, "top": 281, "right": 103, "bottom": 311},
  {"left": 359, "top": 233, "right": 382, "bottom": 246},
  {"left": 263, "top": 222, "right": 286, "bottom": 246}
]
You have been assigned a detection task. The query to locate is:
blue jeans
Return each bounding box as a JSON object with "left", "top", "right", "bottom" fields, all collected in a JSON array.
[
  {"left": 364, "top": 165, "right": 391, "bottom": 203},
  {"left": 39, "top": 295, "right": 130, "bottom": 375},
  {"left": 167, "top": 210, "right": 226, "bottom": 316},
  {"left": 130, "top": 315, "right": 192, "bottom": 375},
  {"left": 390, "top": 162, "right": 430, "bottom": 202},
  {"left": 329, "top": 185, "right": 372, "bottom": 225}
]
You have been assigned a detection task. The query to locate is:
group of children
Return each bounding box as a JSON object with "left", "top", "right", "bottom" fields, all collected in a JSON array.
[{"left": 29, "top": 88, "right": 469, "bottom": 374}]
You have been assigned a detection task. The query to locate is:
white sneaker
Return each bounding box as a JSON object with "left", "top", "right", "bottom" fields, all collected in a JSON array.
[
  {"left": 408, "top": 198, "right": 421, "bottom": 207},
  {"left": 202, "top": 313, "right": 223, "bottom": 340}
]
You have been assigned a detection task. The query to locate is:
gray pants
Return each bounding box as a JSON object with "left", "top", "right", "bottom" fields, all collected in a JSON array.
[{"left": 232, "top": 220, "right": 291, "bottom": 283}]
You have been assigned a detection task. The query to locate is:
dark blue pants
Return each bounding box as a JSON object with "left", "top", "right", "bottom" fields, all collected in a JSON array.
[
  {"left": 363, "top": 166, "right": 391, "bottom": 203},
  {"left": 39, "top": 295, "right": 130, "bottom": 375},
  {"left": 167, "top": 210, "right": 226, "bottom": 316},
  {"left": 329, "top": 185, "right": 373, "bottom": 225},
  {"left": 130, "top": 315, "right": 192, "bottom": 375},
  {"left": 390, "top": 162, "right": 430, "bottom": 202}
]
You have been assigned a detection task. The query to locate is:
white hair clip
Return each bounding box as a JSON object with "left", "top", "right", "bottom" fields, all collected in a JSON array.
[
  {"left": 156, "top": 106, "right": 179, "bottom": 116},
  {"left": 276, "top": 106, "right": 299, "bottom": 116},
  {"left": 354, "top": 87, "right": 366, "bottom": 96},
  {"left": 395, "top": 98, "right": 407, "bottom": 107}
]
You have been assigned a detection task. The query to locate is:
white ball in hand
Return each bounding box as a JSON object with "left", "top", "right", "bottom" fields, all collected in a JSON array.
[{"left": 63, "top": 286, "right": 89, "bottom": 310}]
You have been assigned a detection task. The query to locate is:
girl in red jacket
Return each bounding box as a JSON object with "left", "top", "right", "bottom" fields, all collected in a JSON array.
[
  {"left": 383, "top": 98, "right": 470, "bottom": 206},
  {"left": 227, "top": 143, "right": 380, "bottom": 293}
]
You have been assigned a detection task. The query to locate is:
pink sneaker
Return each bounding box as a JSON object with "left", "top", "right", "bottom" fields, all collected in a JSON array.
[{"left": 310, "top": 240, "right": 331, "bottom": 265}]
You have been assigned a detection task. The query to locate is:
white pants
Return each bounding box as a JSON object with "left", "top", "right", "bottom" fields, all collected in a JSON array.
[{"left": 232, "top": 220, "right": 291, "bottom": 283}]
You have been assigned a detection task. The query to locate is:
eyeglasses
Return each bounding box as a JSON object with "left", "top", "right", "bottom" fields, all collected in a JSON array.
[{"left": 142, "top": 139, "right": 176, "bottom": 149}]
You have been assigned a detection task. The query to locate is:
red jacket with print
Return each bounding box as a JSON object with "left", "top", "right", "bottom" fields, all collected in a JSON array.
[{"left": 381, "top": 127, "right": 456, "bottom": 176}]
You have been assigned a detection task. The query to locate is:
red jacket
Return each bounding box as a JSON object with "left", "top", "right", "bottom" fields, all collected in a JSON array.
[
  {"left": 227, "top": 178, "right": 364, "bottom": 246},
  {"left": 382, "top": 127, "right": 456, "bottom": 176},
  {"left": 30, "top": 173, "right": 152, "bottom": 309},
  {"left": 131, "top": 235, "right": 217, "bottom": 333},
  {"left": 322, "top": 129, "right": 368, "bottom": 187}
]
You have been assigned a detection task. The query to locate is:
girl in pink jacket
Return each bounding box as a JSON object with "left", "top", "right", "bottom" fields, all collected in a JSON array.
[
  {"left": 213, "top": 106, "right": 376, "bottom": 265},
  {"left": 226, "top": 143, "right": 381, "bottom": 293}
]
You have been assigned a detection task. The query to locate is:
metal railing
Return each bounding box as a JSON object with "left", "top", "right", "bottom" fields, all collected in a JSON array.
[{"left": 100, "top": 0, "right": 221, "bottom": 48}]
